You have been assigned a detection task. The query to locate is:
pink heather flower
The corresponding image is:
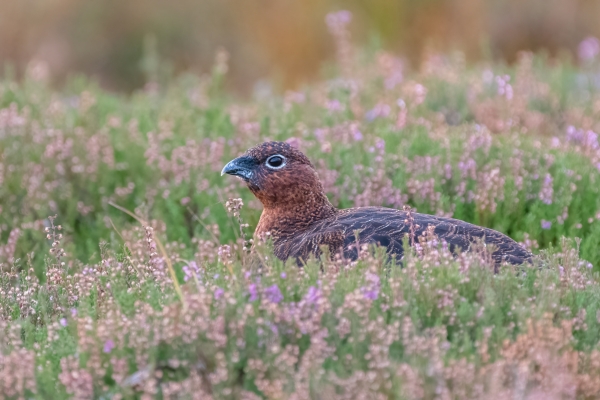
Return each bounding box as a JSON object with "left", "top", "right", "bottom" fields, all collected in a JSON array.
[
  {"left": 444, "top": 163, "right": 453, "bottom": 180},
  {"left": 180, "top": 197, "right": 191, "bottom": 205},
  {"left": 280, "top": 272, "right": 287, "bottom": 279},
  {"left": 103, "top": 340, "right": 115, "bottom": 353},
  {"left": 214, "top": 287, "right": 224, "bottom": 299},
  {"left": 284, "top": 91, "right": 306, "bottom": 106},
  {"left": 70, "top": 309, "right": 77, "bottom": 317},
  {"left": 59, "top": 318, "right": 67, "bottom": 327},
  {"left": 578, "top": 36, "right": 600, "bottom": 62},
  {"left": 482, "top": 69, "right": 494, "bottom": 83},
  {"left": 264, "top": 284, "right": 283, "bottom": 304},
  {"left": 248, "top": 283, "right": 258, "bottom": 302},
  {"left": 326, "top": 10, "right": 352, "bottom": 30},
  {"left": 541, "top": 220, "right": 552, "bottom": 230},
  {"left": 285, "top": 137, "right": 301, "bottom": 149},
  {"left": 325, "top": 99, "right": 344, "bottom": 113}
]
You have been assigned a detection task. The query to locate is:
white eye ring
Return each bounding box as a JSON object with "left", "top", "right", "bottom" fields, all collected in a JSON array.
[{"left": 266, "top": 154, "right": 286, "bottom": 170}]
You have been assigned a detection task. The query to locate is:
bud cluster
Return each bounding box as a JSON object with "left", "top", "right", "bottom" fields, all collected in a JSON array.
[
  {"left": 217, "top": 244, "right": 232, "bottom": 265},
  {"left": 225, "top": 198, "right": 244, "bottom": 218},
  {"left": 45, "top": 215, "right": 66, "bottom": 265},
  {"left": 403, "top": 205, "right": 420, "bottom": 246},
  {"left": 226, "top": 198, "right": 251, "bottom": 253}
]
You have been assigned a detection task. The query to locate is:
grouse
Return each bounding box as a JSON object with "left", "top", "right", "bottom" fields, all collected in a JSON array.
[{"left": 221, "top": 141, "right": 532, "bottom": 267}]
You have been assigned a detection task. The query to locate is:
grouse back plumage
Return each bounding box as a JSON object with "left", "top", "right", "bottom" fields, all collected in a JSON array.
[{"left": 222, "top": 141, "right": 532, "bottom": 267}]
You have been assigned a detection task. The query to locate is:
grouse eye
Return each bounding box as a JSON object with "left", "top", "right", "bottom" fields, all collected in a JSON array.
[{"left": 266, "top": 154, "right": 286, "bottom": 170}]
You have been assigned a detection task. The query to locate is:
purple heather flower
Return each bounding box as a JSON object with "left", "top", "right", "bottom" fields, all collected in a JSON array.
[
  {"left": 264, "top": 284, "right": 283, "bottom": 304},
  {"left": 71, "top": 308, "right": 77, "bottom": 317},
  {"left": 361, "top": 272, "right": 380, "bottom": 300},
  {"left": 539, "top": 174, "right": 554, "bottom": 205},
  {"left": 365, "top": 109, "right": 377, "bottom": 121},
  {"left": 314, "top": 128, "right": 327, "bottom": 142},
  {"left": 541, "top": 220, "right": 552, "bottom": 230},
  {"left": 103, "top": 339, "right": 115, "bottom": 353},
  {"left": 268, "top": 323, "right": 279, "bottom": 335},
  {"left": 362, "top": 287, "right": 379, "bottom": 300},
  {"left": 214, "top": 287, "right": 224, "bottom": 299},
  {"left": 280, "top": 272, "right": 287, "bottom": 279},
  {"left": 566, "top": 125, "right": 580, "bottom": 142},
  {"left": 586, "top": 130, "right": 599, "bottom": 149},
  {"left": 59, "top": 318, "right": 67, "bottom": 327},
  {"left": 248, "top": 283, "right": 258, "bottom": 302},
  {"left": 182, "top": 261, "right": 200, "bottom": 282},
  {"left": 365, "top": 104, "right": 391, "bottom": 121},
  {"left": 350, "top": 124, "right": 363, "bottom": 141},
  {"left": 304, "top": 286, "right": 320, "bottom": 304}
]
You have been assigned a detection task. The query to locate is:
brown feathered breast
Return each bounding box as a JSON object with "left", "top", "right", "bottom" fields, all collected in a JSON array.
[{"left": 222, "top": 141, "right": 532, "bottom": 267}]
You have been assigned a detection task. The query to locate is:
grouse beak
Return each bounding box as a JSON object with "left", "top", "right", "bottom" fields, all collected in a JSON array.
[{"left": 221, "top": 156, "right": 257, "bottom": 182}]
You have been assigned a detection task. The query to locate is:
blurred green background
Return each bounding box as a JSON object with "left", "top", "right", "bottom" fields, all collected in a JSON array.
[{"left": 2, "top": 0, "right": 599, "bottom": 93}]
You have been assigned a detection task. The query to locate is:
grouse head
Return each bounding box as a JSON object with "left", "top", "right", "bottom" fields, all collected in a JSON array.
[{"left": 221, "top": 141, "right": 334, "bottom": 213}]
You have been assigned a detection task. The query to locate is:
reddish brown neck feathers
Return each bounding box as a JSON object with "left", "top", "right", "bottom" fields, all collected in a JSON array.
[{"left": 221, "top": 141, "right": 336, "bottom": 239}]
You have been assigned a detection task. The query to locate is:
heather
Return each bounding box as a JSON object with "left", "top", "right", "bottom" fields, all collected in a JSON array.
[{"left": 2, "top": 16, "right": 600, "bottom": 399}]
